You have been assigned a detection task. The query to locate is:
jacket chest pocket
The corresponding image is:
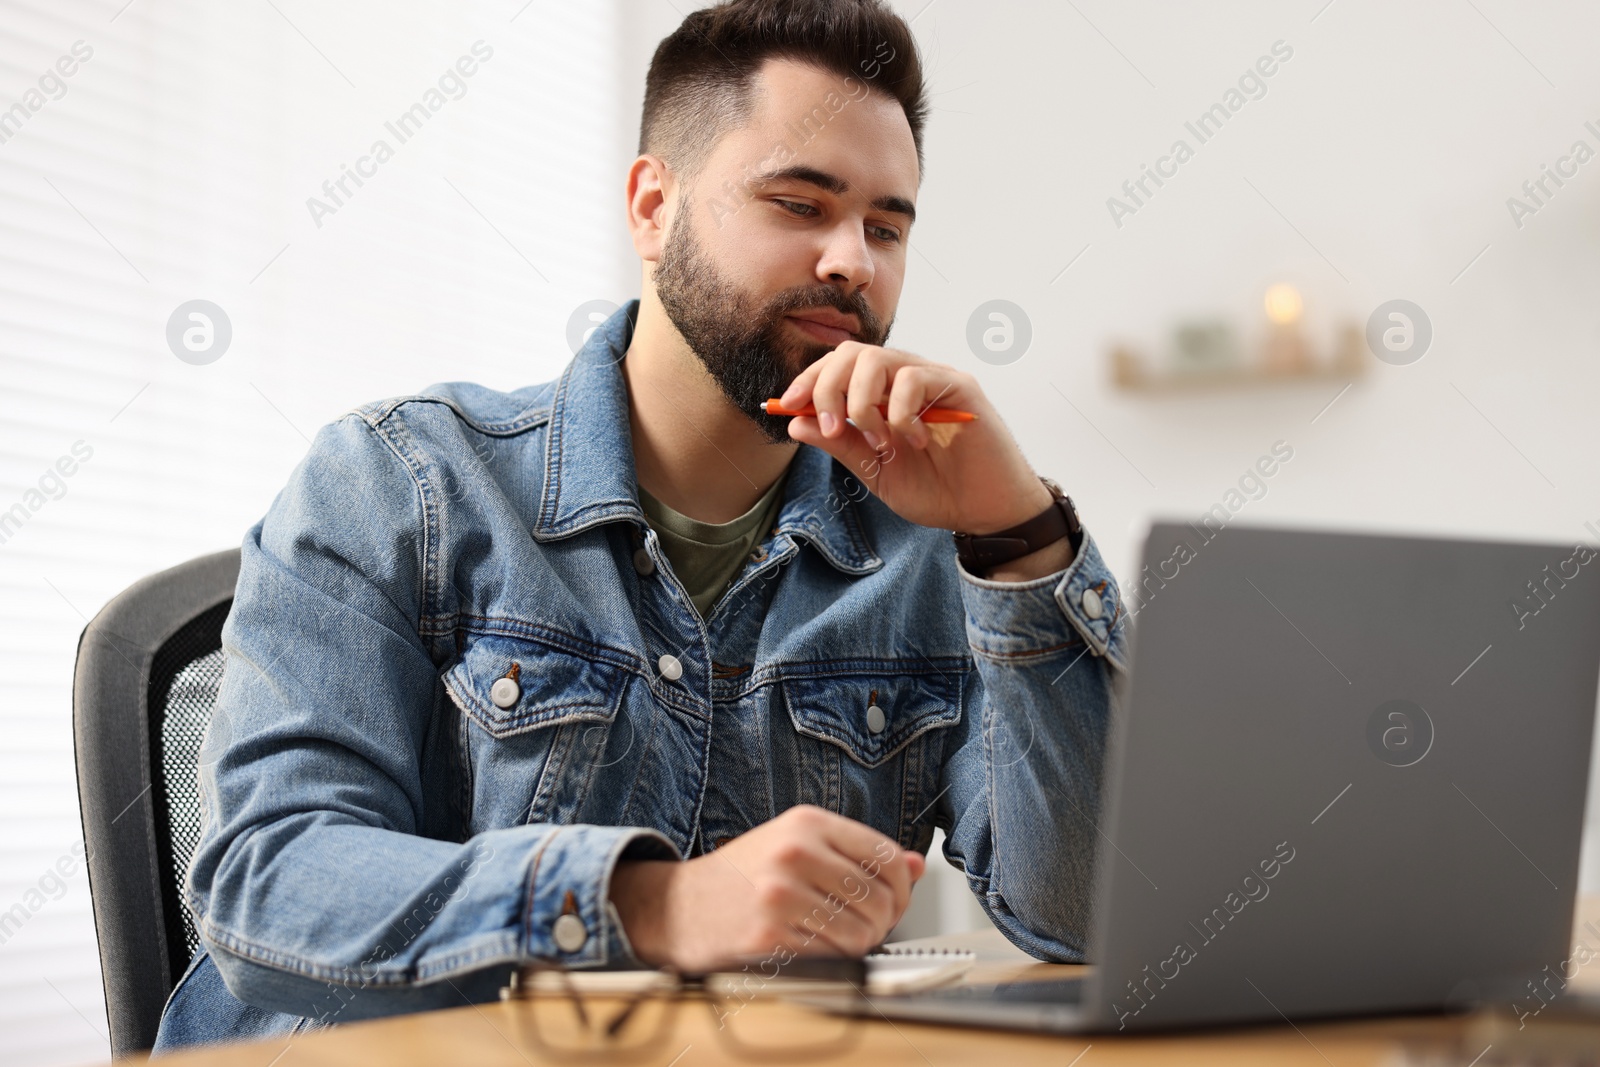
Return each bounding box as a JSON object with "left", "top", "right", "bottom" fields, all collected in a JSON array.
[
  {"left": 779, "top": 665, "right": 965, "bottom": 847},
  {"left": 444, "top": 632, "right": 632, "bottom": 829}
]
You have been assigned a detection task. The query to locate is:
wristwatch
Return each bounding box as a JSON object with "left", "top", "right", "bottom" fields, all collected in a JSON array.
[{"left": 952, "top": 477, "right": 1082, "bottom": 577}]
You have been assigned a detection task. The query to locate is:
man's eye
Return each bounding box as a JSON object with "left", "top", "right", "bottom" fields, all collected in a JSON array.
[{"left": 773, "top": 199, "right": 899, "bottom": 243}]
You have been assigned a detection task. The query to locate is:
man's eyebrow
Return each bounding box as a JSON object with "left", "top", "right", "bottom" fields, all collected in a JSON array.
[{"left": 747, "top": 164, "right": 916, "bottom": 225}]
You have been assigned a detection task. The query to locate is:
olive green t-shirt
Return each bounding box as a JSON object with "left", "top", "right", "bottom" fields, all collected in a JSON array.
[{"left": 637, "top": 471, "right": 788, "bottom": 618}]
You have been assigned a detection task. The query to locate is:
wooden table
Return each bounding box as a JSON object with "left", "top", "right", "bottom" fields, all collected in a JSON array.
[{"left": 135, "top": 896, "right": 1600, "bottom": 1066}]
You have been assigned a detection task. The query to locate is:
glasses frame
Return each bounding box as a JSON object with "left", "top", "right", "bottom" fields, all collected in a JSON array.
[{"left": 499, "top": 958, "right": 872, "bottom": 1063}]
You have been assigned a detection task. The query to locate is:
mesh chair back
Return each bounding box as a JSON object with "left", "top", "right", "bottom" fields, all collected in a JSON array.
[
  {"left": 149, "top": 602, "right": 231, "bottom": 977},
  {"left": 72, "top": 549, "right": 240, "bottom": 1056}
]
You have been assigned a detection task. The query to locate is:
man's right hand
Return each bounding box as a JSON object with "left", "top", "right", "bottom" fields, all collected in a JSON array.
[{"left": 609, "top": 805, "right": 926, "bottom": 972}]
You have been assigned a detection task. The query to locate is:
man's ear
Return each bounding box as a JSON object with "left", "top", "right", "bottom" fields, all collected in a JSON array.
[{"left": 625, "top": 154, "right": 674, "bottom": 263}]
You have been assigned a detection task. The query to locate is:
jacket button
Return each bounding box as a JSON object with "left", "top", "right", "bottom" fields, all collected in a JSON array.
[
  {"left": 633, "top": 547, "right": 655, "bottom": 576},
  {"left": 658, "top": 654, "right": 683, "bottom": 681},
  {"left": 1081, "top": 587, "right": 1104, "bottom": 620},
  {"left": 866, "top": 704, "right": 886, "bottom": 734},
  {"left": 490, "top": 676, "right": 520, "bottom": 709},
  {"left": 552, "top": 913, "right": 588, "bottom": 953}
]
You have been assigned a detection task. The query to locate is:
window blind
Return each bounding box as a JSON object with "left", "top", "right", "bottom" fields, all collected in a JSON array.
[{"left": 0, "top": 2, "right": 630, "bottom": 1062}]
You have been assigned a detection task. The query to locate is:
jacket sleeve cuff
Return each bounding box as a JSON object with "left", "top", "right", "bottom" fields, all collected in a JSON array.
[
  {"left": 955, "top": 527, "right": 1128, "bottom": 673},
  {"left": 522, "top": 826, "right": 680, "bottom": 967}
]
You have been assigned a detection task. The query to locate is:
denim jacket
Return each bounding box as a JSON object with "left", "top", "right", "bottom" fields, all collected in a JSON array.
[{"left": 152, "top": 301, "right": 1128, "bottom": 1052}]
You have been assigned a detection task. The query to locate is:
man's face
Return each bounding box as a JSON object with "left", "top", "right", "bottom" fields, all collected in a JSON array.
[{"left": 653, "top": 57, "right": 919, "bottom": 443}]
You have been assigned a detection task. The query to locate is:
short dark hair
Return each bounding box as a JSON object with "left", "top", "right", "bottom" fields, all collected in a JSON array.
[{"left": 639, "top": 0, "right": 928, "bottom": 184}]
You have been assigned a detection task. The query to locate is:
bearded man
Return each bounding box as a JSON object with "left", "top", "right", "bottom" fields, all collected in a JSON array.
[{"left": 155, "top": 0, "right": 1126, "bottom": 1051}]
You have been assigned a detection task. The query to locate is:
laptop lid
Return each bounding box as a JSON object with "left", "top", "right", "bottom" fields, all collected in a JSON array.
[{"left": 1083, "top": 521, "right": 1600, "bottom": 1032}]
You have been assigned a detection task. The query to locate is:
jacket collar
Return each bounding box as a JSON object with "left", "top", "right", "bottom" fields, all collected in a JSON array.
[{"left": 531, "top": 300, "right": 883, "bottom": 576}]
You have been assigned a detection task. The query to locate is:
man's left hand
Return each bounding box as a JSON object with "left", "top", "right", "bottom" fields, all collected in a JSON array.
[{"left": 781, "top": 341, "right": 1055, "bottom": 536}]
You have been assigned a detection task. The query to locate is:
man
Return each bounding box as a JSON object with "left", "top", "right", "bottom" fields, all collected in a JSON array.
[{"left": 154, "top": 0, "right": 1127, "bottom": 1051}]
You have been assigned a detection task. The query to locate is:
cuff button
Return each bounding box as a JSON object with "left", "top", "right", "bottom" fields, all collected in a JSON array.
[
  {"left": 552, "top": 913, "right": 588, "bottom": 953},
  {"left": 1081, "top": 587, "right": 1104, "bottom": 620}
]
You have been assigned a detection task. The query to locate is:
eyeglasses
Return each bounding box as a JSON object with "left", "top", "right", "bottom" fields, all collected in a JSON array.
[{"left": 499, "top": 956, "right": 870, "bottom": 1062}]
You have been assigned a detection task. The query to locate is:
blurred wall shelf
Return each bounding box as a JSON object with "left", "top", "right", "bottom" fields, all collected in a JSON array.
[
  {"left": 1109, "top": 284, "right": 1368, "bottom": 394},
  {"left": 1110, "top": 328, "right": 1367, "bottom": 393}
]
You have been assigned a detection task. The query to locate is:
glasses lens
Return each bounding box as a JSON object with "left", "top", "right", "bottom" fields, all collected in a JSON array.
[{"left": 512, "top": 971, "right": 678, "bottom": 1058}]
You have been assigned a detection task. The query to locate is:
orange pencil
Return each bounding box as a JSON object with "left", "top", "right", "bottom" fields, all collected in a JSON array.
[{"left": 760, "top": 400, "right": 977, "bottom": 423}]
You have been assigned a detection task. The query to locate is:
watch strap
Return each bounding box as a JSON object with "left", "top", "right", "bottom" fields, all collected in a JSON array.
[{"left": 953, "top": 478, "right": 1082, "bottom": 575}]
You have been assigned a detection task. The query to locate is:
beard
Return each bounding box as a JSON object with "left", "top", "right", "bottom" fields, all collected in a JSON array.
[{"left": 653, "top": 198, "right": 891, "bottom": 444}]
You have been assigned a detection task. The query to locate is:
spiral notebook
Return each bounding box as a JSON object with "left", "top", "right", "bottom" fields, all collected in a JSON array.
[{"left": 865, "top": 946, "right": 976, "bottom": 994}]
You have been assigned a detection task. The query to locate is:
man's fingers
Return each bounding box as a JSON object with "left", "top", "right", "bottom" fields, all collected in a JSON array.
[
  {"left": 807, "top": 346, "right": 860, "bottom": 438},
  {"left": 868, "top": 847, "right": 914, "bottom": 920},
  {"left": 786, "top": 889, "right": 885, "bottom": 957},
  {"left": 783, "top": 343, "right": 929, "bottom": 444},
  {"left": 884, "top": 364, "right": 932, "bottom": 448},
  {"left": 796, "top": 847, "right": 900, "bottom": 934},
  {"left": 764, "top": 807, "right": 922, "bottom": 940},
  {"left": 846, "top": 353, "right": 891, "bottom": 447},
  {"left": 810, "top": 813, "right": 915, "bottom": 916},
  {"left": 815, "top": 807, "right": 904, "bottom": 869}
]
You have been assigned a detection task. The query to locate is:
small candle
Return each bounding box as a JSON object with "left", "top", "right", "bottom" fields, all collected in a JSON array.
[
  {"left": 1262, "top": 284, "right": 1310, "bottom": 373},
  {"left": 1264, "top": 283, "right": 1303, "bottom": 326}
]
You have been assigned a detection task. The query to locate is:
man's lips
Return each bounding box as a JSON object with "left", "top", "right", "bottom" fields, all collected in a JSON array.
[{"left": 786, "top": 315, "right": 857, "bottom": 345}]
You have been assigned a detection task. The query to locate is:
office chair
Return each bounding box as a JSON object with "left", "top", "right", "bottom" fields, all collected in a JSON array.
[{"left": 71, "top": 549, "right": 240, "bottom": 1056}]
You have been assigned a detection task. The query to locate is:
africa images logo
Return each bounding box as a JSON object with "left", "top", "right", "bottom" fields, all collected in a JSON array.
[
  {"left": 1366, "top": 699, "right": 1433, "bottom": 768},
  {"left": 1105, "top": 40, "right": 1294, "bottom": 229}
]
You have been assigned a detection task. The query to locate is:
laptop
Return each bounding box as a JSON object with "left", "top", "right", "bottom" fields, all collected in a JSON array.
[{"left": 850, "top": 521, "right": 1600, "bottom": 1033}]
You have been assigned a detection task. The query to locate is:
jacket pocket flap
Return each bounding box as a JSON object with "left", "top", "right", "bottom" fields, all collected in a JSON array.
[
  {"left": 781, "top": 666, "right": 963, "bottom": 769},
  {"left": 445, "top": 633, "right": 627, "bottom": 739}
]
